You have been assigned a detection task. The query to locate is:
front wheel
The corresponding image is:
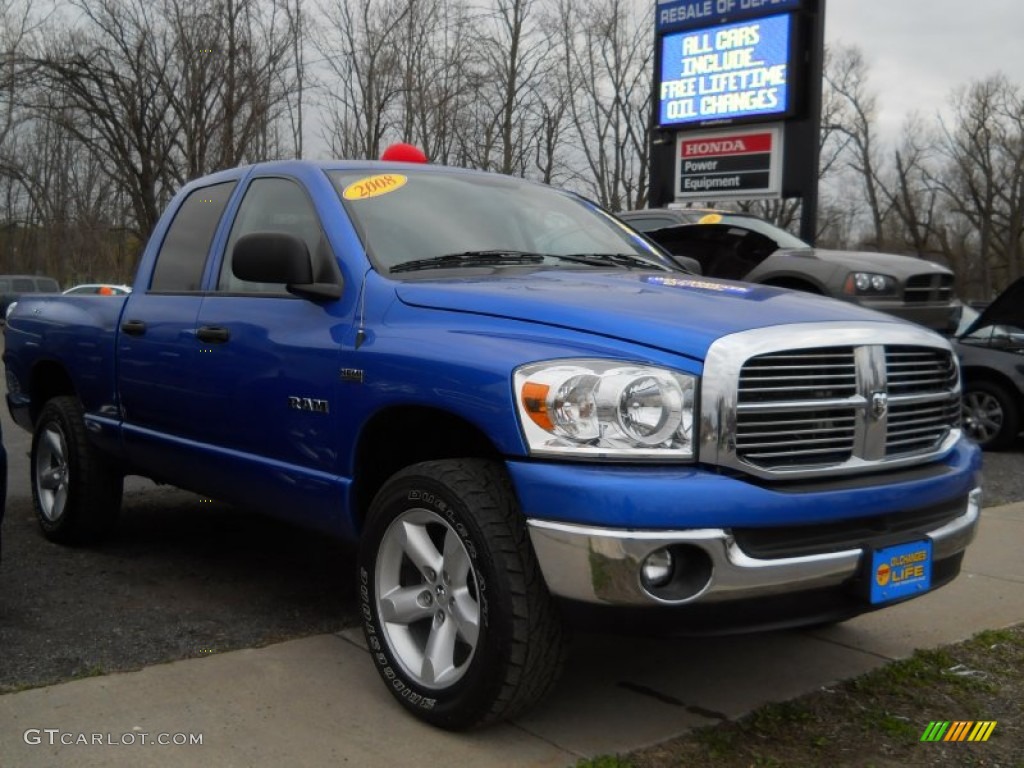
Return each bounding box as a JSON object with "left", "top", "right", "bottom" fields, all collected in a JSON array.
[
  {"left": 358, "top": 459, "right": 565, "bottom": 729},
  {"left": 31, "top": 396, "right": 123, "bottom": 543}
]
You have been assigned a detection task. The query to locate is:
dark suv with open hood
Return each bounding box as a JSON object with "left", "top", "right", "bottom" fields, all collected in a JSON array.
[
  {"left": 955, "top": 277, "right": 1024, "bottom": 449},
  {"left": 620, "top": 209, "right": 961, "bottom": 334}
]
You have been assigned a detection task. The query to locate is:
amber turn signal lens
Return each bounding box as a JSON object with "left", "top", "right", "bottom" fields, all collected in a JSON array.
[{"left": 521, "top": 382, "right": 553, "bottom": 431}]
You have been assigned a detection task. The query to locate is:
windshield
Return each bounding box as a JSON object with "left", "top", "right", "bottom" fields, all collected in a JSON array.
[
  {"left": 706, "top": 214, "right": 811, "bottom": 250},
  {"left": 957, "top": 305, "right": 980, "bottom": 336},
  {"left": 329, "top": 169, "right": 671, "bottom": 273}
]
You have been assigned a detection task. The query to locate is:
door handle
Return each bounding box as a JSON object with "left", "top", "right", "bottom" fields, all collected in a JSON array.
[
  {"left": 196, "top": 326, "right": 231, "bottom": 343},
  {"left": 121, "top": 319, "right": 147, "bottom": 336}
]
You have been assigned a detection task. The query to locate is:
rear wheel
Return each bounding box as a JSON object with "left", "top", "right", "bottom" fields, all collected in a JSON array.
[
  {"left": 358, "top": 459, "right": 565, "bottom": 729},
  {"left": 32, "top": 396, "right": 123, "bottom": 543},
  {"left": 962, "top": 380, "right": 1019, "bottom": 449}
]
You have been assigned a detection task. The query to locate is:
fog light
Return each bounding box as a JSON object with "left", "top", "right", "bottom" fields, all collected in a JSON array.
[{"left": 641, "top": 548, "right": 674, "bottom": 588}]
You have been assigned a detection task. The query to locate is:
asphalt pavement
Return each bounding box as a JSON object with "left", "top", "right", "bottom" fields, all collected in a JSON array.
[{"left": 0, "top": 502, "right": 1022, "bottom": 766}]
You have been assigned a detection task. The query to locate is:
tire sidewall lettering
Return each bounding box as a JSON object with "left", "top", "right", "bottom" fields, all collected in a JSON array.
[{"left": 359, "top": 562, "right": 443, "bottom": 712}]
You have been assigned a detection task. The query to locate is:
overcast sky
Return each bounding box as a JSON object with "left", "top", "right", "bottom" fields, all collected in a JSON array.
[{"left": 824, "top": 0, "right": 1024, "bottom": 142}]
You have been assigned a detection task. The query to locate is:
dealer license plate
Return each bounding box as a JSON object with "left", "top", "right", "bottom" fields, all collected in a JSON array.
[{"left": 868, "top": 540, "right": 933, "bottom": 605}]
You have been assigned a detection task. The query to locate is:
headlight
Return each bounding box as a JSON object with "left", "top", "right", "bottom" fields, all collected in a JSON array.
[
  {"left": 514, "top": 360, "right": 697, "bottom": 460},
  {"left": 844, "top": 272, "right": 896, "bottom": 296}
]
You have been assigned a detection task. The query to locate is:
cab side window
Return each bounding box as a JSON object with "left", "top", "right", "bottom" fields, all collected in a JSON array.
[
  {"left": 218, "top": 177, "right": 326, "bottom": 294},
  {"left": 150, "top": 181, "right": 236, "bottom": 292}
]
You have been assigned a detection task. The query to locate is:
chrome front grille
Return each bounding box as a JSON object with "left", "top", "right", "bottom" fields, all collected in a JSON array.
[
  {"left": 736, "top": 348, "right": 858, "bottom": 466},
  {"left": 886, "top": 346, "right": 958, "bottom": 394},
  {"left": 887, "top": 399, "right": 962, "bottom": 455},
  {"left": 738, "top": 348, "right": 857, "bottom": 403},
  {"left": 734, "top": 408, "right": 856, "bottom": 465},
  {"left": 884, "top": 346, "right": 960, "bottom": 456},
  {"left": 701, "top": 323, "right": 963, "bottom": 479},
  {"left": 904, "top": 274, "right": 954, "bottom": 303}
]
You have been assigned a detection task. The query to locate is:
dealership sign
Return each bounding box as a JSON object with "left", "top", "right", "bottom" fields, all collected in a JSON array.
[{"left": 675, "top": 125, "right": 782, "bottom": 200}]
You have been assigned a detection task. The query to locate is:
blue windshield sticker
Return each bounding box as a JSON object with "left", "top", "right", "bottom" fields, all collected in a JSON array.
[{"left": 644, "top": 275, "right": 753, "bottom": 294}]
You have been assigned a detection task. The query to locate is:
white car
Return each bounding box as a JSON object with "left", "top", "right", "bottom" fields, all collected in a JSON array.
[{"left": 63, "top": 284, "right": 133, "bottom": 296}]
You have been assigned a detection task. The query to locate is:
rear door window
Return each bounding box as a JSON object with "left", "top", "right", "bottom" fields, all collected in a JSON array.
[
  {"left": 12, "top": 278, "right": 33, "bottom": 292},
  {"left": 150, "top": 181, "right": 236, "bottom": 292}
]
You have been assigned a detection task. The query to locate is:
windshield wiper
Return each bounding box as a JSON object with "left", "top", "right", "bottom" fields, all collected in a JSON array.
[
  {"left": 549, "top": 252, "right": 669, "bottom": 270},
  {"left": 390, "top": 250, "right": 545, "bottom": 274}
]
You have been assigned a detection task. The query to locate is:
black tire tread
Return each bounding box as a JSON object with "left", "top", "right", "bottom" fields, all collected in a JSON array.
[{"left": 32, "top": 396, "right": 123, "bottom": 544}]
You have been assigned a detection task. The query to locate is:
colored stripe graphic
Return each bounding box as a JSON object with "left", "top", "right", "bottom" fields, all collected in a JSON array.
[
  {"left": 968, "top": 721, "right": 997, "bottom": 742},
  {"left": 921, "top": 720, "right": 998, "bottom": 742},
  {"left": 945, "top": 721, "right": 971, "bottom": 741}
]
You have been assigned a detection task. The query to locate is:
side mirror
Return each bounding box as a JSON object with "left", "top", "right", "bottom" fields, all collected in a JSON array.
[
  {"left": 232, "top": 233, "right": 342, "bottom": 300},
  {"left": 232, "top": 232, "right": 314, "bottom": 285}
]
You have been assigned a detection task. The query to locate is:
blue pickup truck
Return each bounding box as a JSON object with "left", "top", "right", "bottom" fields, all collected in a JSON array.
[{"left": 3, "top": 160, "right": 982, "bottom": 729}]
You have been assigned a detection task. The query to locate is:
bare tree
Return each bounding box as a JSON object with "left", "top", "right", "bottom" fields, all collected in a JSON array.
[
  {"left": 823, "top": 44, "right": 888, "bottom": 248},
  {"left": 885, "top": 113, "right": 941, "bottom": 257},
  {"left": 393, "top": 0, "right": 473, "bottom": 165},
  {"left": 471, "top": 0, "right": 547, "bottom": 175},
  {"left": 29, "top": 0, "right": 181, "bottom": 237},
  {"left": 165, "top": 0, "right": 299, "bottom": 179},
  {"left": 316, "top": 0, "right": 411, "bottom": 159},
  {"left": 557, "top": 0, "right": 652, "bottom": 211},
  {"left": 932, "top": 75, "right": 1024, "bottom": 297}
]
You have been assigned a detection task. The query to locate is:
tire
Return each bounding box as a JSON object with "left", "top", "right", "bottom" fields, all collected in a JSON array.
[
  {"left": 31, "top": 396, "right": 123, "bottom": 544},
  {"left": 358, "top": 459, "right": 566, "bottom": 729},
  {"left": 962, "top": 380, "right": 1020, "bottom": 450}
]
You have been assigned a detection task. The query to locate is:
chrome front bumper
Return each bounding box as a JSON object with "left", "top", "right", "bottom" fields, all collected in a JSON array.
[{"left": 527, "top": 487, "right": 982, "bottom": 606}]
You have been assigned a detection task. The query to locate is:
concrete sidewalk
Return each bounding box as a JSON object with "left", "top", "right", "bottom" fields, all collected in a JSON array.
[{"left": 3, "top": 503, "right": 1023, "bottom": 767}]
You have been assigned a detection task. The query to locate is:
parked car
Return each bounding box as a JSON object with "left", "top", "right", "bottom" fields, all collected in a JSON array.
[
  {"left": 619, "top": 209, "right": 962, "bottom": 334},
  {"left": 0, "top": 275, "right": 61, "bottom": 320},
  {"left": 955, "top": 277, "right": 1024, "bottom": 449},
  {"left": 63, "top": 284, "right": 132, "bottom": 296}
]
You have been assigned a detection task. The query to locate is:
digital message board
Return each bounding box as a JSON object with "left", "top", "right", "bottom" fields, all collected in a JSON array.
[{"left": 658, "top": 13, "right": 792, "bottom": 127}]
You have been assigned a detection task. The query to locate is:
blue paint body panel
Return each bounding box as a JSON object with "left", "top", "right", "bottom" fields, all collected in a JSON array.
[{"left": 2, "top": 160, "right": 980, "bottom": 552}]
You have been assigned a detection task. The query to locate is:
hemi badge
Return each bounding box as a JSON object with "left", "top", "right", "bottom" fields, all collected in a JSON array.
[{"left": 340, "top": 368, "right": 364, "bottom": 383}]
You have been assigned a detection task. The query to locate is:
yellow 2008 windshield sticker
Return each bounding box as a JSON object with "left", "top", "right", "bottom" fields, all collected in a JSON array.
[
  {"left": 697, "top": 213, "right": 723, "bottom": 224},
  {"left": 343, "top": 174, "right": 408, "bottom": 201}
]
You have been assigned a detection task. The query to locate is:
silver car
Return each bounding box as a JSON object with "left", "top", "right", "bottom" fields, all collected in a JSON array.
[{"left": 620, "top": 209, "right": 962, "bottom": 334}]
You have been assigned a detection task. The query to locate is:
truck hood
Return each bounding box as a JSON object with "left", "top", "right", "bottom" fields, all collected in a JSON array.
[
  {"left": 781, "top": 248, "right": 953, "bottom": 279},
  {"left": 394, "top": 270, "right": 900, "bottom": 360}
]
